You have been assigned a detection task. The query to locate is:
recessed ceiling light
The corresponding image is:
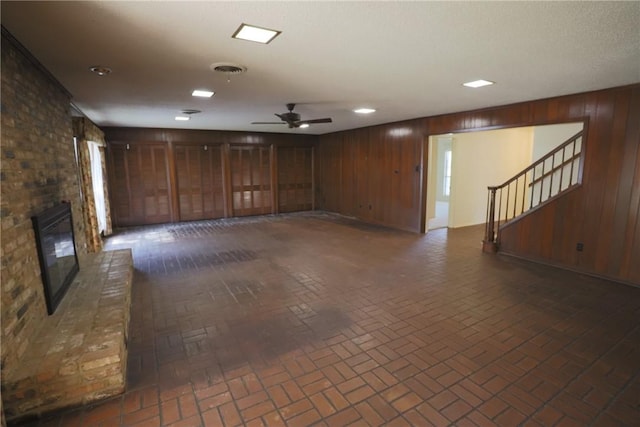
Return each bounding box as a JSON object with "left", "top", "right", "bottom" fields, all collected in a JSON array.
[
  {"left": 175, "top": 116, "right": 190, "bottom": 121},
  {"left": 232, "top": 23, "right": 281, "bottom": 44},
  {"left": 192, "top": 90, "right": 214, "bottom": 98},
  {"left": 299, "top": 124, "right": 310, "bottom": 129},
  {"left": 463, "top": 79, "right": 495, "bottom": 88},
  {"left": 89, "top": 66, "right": 112, "bottom": 76},
  {"left": 354, "top": 108, "right": 376, "bottom": 114}
]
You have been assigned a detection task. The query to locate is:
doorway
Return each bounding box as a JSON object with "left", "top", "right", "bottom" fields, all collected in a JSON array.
[{"left": 424, "top": 122, "right": 584, "bottom": 232}]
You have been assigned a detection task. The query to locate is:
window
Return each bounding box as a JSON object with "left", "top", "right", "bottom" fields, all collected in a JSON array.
[
  {"left": 443, "top": 150, "right": 452, "bottom": 197},
  {"left": 88, "top": 141, "right": 107, "bottom": 234}
]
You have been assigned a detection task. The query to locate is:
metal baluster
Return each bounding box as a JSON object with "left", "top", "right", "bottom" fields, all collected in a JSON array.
[
  {"left": 512, "top": 178, "right": 518, "bottom": 219},
  {"left": 497, "top": 187, "right": 503, "bottom": 230},
  {"left": 548, "top": 153, "right": 555, "bottom": 200},
  {"left": 559, "top": 144, "right": 566, "bottom": 192},
  {"left": 521, "top": 172, "right": 527, "bottom": 214},
  {"left": 538, "top": 159, "right": 544, "bottom": 205},
  {"left": 530, "top": 167, "right": 536, "bottom": 209},
  {"left": 569, "top": 137, "right": 577, "bottom": 186},
  {"left": 505, "top": 184, "right": 511, "bottom": 222},
  {"left": 485, "top": 187, "right": 497, "bottom": 243}
]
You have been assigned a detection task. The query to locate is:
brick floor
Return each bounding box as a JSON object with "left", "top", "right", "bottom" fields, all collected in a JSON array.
[{"left": 14, "top": 212, "right": 640, "bottom": 426}]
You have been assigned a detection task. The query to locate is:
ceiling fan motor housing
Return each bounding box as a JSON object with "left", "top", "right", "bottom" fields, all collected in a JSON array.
[
  {"left": 279, "top": 112, "right": 300, "bottom": 122},
  {"left": 252, "top": 103, "right": 332, "bottom": 128}
]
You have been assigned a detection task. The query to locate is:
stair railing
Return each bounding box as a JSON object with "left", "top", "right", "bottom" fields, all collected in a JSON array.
[{"left": 484, "top": 130, "right": 584, "bottom": 249}]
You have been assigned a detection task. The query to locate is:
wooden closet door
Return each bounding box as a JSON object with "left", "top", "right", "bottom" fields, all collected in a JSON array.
[
  {"left": 108, "top": 144, "right": 132, "bottom": 226},
  {"left": 108, "top": 143, "right": 172, "bottom": 227},
  {"left": 175, "top": 145, "right": 225, "bottom": 221},
  {"left": 278, "top": 147, "right": 313, "bottom": 213},
  {"left": 230, "top": 146, "right": 273, "bottom": 217}
]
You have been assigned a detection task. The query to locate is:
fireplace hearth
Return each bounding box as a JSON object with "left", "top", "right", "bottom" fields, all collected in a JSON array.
[{"left": 31, "top": 202, "right": 79, "bottom": 314}]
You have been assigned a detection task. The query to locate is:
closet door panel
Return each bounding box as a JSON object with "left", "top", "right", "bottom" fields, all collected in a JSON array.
[
  {"left": 278, "top": 146, "right": 313, "bottom": 213},
  {"left": 230, "top": 146, "right": 273, "bottom": 217},
  {"left": 175, "top": 145, "right": 225, "bottom": 221},
  {"left": 108, "top": 143, "right": 172, "bottom": 226}
]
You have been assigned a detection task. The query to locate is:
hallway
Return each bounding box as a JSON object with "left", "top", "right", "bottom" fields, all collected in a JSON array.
[{"left": 20, "top": 212, "right": 640, "bottom": 426}]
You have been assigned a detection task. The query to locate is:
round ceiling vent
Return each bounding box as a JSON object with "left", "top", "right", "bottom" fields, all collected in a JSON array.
[{"left": 210, "top": 62, "right": 247, "bottom": 75}]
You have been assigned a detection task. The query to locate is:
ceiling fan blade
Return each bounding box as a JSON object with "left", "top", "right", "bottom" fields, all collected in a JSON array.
[
  {"left": 298, "top": 118, "right": 333, "bottom": 125},
  {"left": 251, "top": 121, "right": 286, "bottom": 125}
]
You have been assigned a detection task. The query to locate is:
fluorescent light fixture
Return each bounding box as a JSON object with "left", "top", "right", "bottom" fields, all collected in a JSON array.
[
  {"left": 463, "top": 79, "right": 495, "bottom": 88},
  {"left": 232, "top": 23, "right": 281, "bottom": 44},
  {"left": 192, "top": 89, "right": 214, "bottom": 98},
  {"left": 175, "top": 116, "right": 190, "bottom": 121},
  {"left": 354, "top": 108, "right": 376, "bottom": 114},
  {"left": 299, "top": 124, "right": 310, "bottom": 129}
]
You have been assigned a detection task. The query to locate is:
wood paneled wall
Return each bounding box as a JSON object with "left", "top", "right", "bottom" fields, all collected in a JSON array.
[
  {"left": 278, "top": 146, "right": 314, "bottom": 213},
  {"left": 316, "top": 123, "right": 425, "bottom": 232},
  {"left": 104, "top": 128, "right": 316, "bottom": 227},
  {"left": 315, "top": 84, "right": 640, "bottom": 285}
]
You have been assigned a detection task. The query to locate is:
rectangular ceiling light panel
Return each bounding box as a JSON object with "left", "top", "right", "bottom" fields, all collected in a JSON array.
[
  {"left": 463, "top": 79, "right": 495, "bottom": 88},
  {"left": 232, "top": 23, "right": 281, "bottom": 44},
  {"left": 192, "top": 90, "right": 214, "bottom": 98}
]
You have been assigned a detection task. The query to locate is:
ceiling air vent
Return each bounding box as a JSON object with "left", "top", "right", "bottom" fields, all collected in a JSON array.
[
  {"left": 210, "top": 63, "right": 247, "bottom": 74},
  {"left": 210, "top": 62, "right": 247, "bottom": 82}
]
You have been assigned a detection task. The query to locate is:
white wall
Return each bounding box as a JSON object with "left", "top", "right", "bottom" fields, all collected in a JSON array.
[
  {"left": 530, "top": 122, "right": 584, "bottom": 206},
  {"left": 428, "top": 122, "right": 584, "bottom": 230},
  {"left": 449, "top": 127, "right": 534, "bottom": 228},
  {"left": 532, "top": 122, "right": 584, "bottom": 161}
]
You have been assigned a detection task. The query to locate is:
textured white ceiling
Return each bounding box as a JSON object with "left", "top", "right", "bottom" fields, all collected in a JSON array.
[{"left": 2, "top": 1, "right": 639, "bottom": 135}]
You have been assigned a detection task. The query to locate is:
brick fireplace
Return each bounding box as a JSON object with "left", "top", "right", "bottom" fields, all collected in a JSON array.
[{"left": 0, "top": 28, "right": 130, "bottom": 423}]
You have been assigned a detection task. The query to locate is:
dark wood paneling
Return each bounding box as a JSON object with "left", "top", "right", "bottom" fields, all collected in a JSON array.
[
  {"left": 103, "top": 127, "right": 316, "bottom": 147},
  {"left": 316, "top": 121, "right": 424, "bottom": 232},
  {"left": 340, "top": 132, "right": 359, "bottom": 217},
  {"left": 108, "top": 143, "right": 172, "bottom": 227},
  {"left": 314, "top": 136, "right": 341, "bottom": 211},
  {"left": 492, "top": 87, "right": 640, "bottom": 285},
  {"left": 174, "top": 144, "right": 225, "bottom": 221},
  {"left": 105, "top": 128, "right": 317, "bottom": 226},
  {"left": 103, "top": 85, "right": 640, "bottom": 284},
  {"left": 278, "top": 146, "right": 313, "bottom": 213},
  {"left": 315, "top": 84, "right": 640, "bottom": 284}
]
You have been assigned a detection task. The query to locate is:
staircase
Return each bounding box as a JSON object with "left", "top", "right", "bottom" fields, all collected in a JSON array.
[{"left": 483, "top": 130, "right": 584, "bottom": 252}]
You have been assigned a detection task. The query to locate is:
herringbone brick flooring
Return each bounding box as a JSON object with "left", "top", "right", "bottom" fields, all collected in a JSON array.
[{"left": 17, "top": 212, "right": 640, "bottom": 426}]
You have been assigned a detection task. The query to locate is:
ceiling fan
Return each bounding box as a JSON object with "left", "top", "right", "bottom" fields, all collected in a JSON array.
[{"left": 252, "top": 103, "right": 332, "bottom": 128}]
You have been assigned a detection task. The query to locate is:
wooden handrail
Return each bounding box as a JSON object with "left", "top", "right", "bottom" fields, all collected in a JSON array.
[
  {"left": 528, "top": 152, "right": 581, "bottom": 187},
  {"left": 483, "top": 129, "right": 583, "bottom": 251}
]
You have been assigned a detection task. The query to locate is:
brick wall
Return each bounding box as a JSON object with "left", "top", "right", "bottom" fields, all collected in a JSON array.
[{"left": 1, "top": 30, "right": 87, "bottom": 389}]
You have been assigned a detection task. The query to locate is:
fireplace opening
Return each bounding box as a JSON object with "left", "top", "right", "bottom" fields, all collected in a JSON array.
[{"left": 32, "top": 202, "right": 80, "bottom": 314}]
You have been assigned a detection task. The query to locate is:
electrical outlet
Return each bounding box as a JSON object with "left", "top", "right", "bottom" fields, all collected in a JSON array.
[{"left": 576, "top": 242, "right": 584, "bottom": 252}]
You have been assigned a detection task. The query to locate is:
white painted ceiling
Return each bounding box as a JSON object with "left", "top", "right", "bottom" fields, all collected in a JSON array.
[{"left": 2, "top": 1, "right": 639, "bottom": 135}]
